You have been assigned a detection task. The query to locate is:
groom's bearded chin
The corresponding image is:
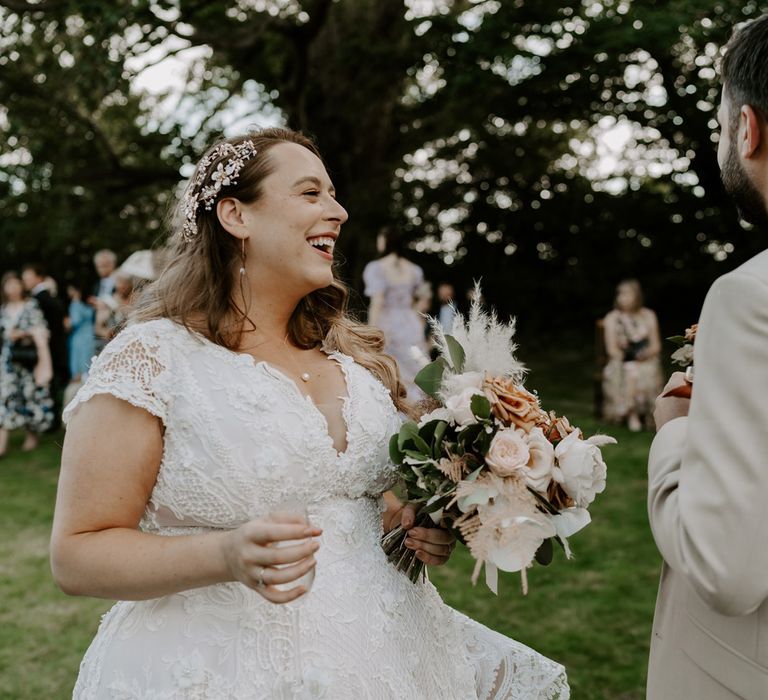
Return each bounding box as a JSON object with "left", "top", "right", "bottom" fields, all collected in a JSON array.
[{"left": 721, "top": 137, "right": 768, "bottom": 230}]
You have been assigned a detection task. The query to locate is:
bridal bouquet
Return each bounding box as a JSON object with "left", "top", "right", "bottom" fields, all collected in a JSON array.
[
  {"left": 669, "top": 324, "right": 697, "bottom": 369},
  {"left": 383, "top": 289, "right": 616, "bottom": 594},
  {"left": 663, "top": 323, "right": 697, "bottom": 398}
]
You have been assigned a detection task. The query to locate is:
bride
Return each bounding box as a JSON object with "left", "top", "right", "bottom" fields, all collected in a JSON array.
[{"left": 50, "top": 127, "right": 569, "bottom": 699}]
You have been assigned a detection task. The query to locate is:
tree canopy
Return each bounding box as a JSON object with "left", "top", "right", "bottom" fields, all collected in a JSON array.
[{"left": 1, "top": 0, "right": 764, "bottom": 331}]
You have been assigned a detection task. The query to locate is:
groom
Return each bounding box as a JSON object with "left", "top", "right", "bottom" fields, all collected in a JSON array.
[{"left": 647, "top": 15, "right": 768, "bottom": 700}]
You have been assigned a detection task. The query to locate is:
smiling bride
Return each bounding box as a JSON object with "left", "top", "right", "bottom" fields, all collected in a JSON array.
[{"left": 50, "top": 127, "right": 569, "bottom": 699}]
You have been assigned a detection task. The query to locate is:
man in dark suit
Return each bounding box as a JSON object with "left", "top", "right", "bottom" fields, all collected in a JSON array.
[{"left": 21, "top": 264, "right": 69, "bottom": 424}]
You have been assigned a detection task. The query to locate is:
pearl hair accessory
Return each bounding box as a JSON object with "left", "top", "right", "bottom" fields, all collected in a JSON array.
[{"left": 181, "top": 140, "right": 259, "bottom": 242}]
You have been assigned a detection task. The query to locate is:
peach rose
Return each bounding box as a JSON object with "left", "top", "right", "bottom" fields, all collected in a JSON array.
[
  {"left": 485, "top": 428, "right": 530, "bottom": 478},
  {"left": 483, "top": 376, "right": 548, "bottom": 430},
  {"left": 547, "top": 413, "right": 582, "bottom": 442}
]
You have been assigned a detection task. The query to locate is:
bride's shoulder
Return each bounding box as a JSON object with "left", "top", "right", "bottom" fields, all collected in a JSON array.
[
  {"left": 116, "top": 317, "right": 187, "bottom": 344},
  {"left": 103, "top": 318, "right": 200, "bottom": 363}
]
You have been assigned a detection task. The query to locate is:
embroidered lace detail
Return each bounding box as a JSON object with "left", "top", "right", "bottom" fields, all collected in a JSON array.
[{"left": 68, "top": 319, "right": 569, "bottom": 699}]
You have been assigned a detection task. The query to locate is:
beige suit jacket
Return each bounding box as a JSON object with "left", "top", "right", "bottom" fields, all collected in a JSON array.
[{"left": 647, "top": 249, "right": 768, "bottom": 700}]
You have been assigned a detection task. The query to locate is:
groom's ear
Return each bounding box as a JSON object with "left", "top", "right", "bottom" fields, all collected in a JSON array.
[{"left": 739, "top": 104, "right": 763, "bottom": 159}]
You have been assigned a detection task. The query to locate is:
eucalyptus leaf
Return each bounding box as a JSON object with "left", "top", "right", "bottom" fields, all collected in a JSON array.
[
  {"left": 414, "top": 358, "right": 447, "bottom": 398},
  {"left": 667, "top": 335, "right": 687, "bottom": 346},
  {"left": 458, "top": 423, "right": 482, "bottom": 448},
  {"left": 444, "top": 334, "right": 466, "bottom": 372},
  {"left": 423, "top": 493, "right": 454, "bottom": 514},
  {"left": 418, "top": 420, "right": 441, "bottom": 445},
  {"left": 389, "top": 434, "right": 404, "bottom": 465},
  {"left": 398, "top": 422, "right": 420, "bottom": 450},
  {"left": 432, "top": 420, "right": 449, "bottom": 459},
  {"left": 411, "top": 431, "right": 432, "bottom": 456},
  {"left": 475, "top": 429, "right": 493, "bottom": 455},
  {"left": 403, "top": 449, "right": 431, "bottom": 461},
  {"left": 470, "top": 394, "right": 491, "bottom": 420}
]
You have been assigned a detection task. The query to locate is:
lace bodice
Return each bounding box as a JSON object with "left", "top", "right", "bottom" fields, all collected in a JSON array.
[
  {"left": 64, "top": 319, "right": 568, "bottom": 699},
  {"left": 64, "top": 319, "right": 401, "bottom": 533}
]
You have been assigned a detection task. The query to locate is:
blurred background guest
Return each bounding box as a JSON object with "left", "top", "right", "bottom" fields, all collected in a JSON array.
[
  {"left": 0, "top": 272, "right": 54, "bottom": 456},
  {"left": 94, "top": 250, "right": 157, "bottom": 345},
  {"left": 90, "top": 249, "right": 117, "bottom": 302},
  {"left": 94, "top": 273, "right": 135, "bottom": 344},
  {"left": 88, "top": 249, "right": 118, "bottom": 354},
  {"left": 602, "top": 279, "right": 662, "bottom": 431},
  {"left": 363, "top": 226, "right": 428, "bottom": 399},
  {"left": 64, "top": 282, "right": 95, "bottom": 383},
  {"left": 21, "top": 264, "right": 69, "bottom": 421}
]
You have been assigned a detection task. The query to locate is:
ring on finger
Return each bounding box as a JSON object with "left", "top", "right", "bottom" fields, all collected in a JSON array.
[{"left": 255, "top": 565, "right": 266, "bottom": 590}]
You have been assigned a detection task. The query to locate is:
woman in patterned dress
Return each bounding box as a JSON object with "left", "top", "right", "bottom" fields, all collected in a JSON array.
[
  {"left": 0, "top": 271, "right": 54, "bottom": 456},
  {"left": 602, "top": 279, "right": 663, "bottom": 431}
]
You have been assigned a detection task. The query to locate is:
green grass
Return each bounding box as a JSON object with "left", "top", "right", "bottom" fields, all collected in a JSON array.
[{"left": 0, "top": 347, "right": 661, "bottom": 699}]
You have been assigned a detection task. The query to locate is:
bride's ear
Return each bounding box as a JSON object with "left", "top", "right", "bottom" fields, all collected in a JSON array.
[{"left": 216, "top": 198, "right": 248, "bottom": 239}]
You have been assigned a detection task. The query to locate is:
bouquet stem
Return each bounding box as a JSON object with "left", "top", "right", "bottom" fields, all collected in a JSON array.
[{"left": 381, "top": 511, "right": 434, "bottom": 584}]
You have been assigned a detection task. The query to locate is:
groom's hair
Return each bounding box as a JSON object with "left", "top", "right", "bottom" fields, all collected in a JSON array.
[{"left": 722, "top": 15, "right": 768, "bottom": 128}]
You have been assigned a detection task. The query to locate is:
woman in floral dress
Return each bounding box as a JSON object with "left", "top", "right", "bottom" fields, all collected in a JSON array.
[{"left": 0, "top": 271, "right": 54, "bottom": 456}]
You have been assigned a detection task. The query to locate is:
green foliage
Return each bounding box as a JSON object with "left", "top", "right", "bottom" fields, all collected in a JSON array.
[
  {"left": 470, "top": 392, "right": 491, "bottom": 420},
  {"left": 444, "top": 334, "right": 466, "bottom": 372},
  {"left": 414, "top": 357, "right": 447, "bottom": 398},
  {"left": 1, "top": 1, "right": 764, "bottom": 329}
]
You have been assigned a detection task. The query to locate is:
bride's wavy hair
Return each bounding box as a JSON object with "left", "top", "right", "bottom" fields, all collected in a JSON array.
[{"left": 132, "top": 127, "right": 410, "bottom": 415}]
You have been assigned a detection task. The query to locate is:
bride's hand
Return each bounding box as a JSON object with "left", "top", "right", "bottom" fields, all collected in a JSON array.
[
  {"left": 220, "top": 513, "right": 322, "bottom": 604},
  {"left": 400, "top": 504, "right": 456, "bottom": 567}
]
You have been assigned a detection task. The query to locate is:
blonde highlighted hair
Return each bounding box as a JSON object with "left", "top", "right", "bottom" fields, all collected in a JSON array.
[{"left": 132, "top": 127, "right": 411, "bottom": 415}]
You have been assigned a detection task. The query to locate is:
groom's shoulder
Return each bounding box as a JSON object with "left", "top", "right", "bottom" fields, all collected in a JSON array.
[
  {"left": 727, "top": 249, "right": 768, "bottom": 287},
  {"left": 705, "top": 249, "right": 768, "bottom": 303}
]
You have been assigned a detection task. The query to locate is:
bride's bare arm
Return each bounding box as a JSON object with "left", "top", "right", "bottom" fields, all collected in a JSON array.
[{"left": 51, "top": 394, "right": 320, "bottom": 603}]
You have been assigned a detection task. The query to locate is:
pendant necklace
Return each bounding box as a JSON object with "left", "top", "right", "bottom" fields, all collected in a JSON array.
[
  {"left": 281, "top": 334, "right": 311, "bottom": 383},
  {"left": 246, "top": 332, "right": 312, "bottom": 383}
]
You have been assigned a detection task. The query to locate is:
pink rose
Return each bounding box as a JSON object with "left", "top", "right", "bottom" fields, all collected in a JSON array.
[{"left": 486, "top": 428, "right": 530, "bottom": 477}]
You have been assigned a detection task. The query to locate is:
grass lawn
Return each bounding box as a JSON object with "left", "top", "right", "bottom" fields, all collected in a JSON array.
[{"left": 0, "top": 346, "right": 662, "bottom": 699}]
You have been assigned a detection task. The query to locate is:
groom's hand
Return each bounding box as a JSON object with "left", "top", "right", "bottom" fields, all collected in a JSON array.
[{"left": 654, "top": 372, "right": 691, "bottom": 431}]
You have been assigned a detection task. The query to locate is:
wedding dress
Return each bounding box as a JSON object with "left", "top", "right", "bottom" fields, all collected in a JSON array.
[{"left": 64, "top": 319, "right": 569, "bottom": 699}]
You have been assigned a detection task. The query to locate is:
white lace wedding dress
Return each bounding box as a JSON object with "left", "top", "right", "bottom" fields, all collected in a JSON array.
[{"left": 64, "top": 319, "right": 569, "bottom": 699}]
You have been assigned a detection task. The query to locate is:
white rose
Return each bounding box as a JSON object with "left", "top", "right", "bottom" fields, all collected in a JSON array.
[
  {"left": 445, "top": 387, "right": 485, "bottom": 427},
  {"left": 486, "top": 428, "right": 530, "bottom": 477},
  {"left": 417, "top": 407, "right": 452, "bottom": 428},
  {"left": 553, "top": 431, "right": 615, "bottom": 507},
  {"left": 524, "top": 427, "right": 555, "bottom": 493},
  {"left": 671, "top": 343, "right": 694, "bottom": 367}
]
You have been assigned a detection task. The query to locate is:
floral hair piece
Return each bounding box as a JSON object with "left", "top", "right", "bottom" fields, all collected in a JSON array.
[{"left": 180, "top": 139, "right": 259, "bottom": 241}]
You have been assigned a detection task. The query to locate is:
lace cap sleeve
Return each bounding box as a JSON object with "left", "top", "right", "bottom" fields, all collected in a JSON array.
[{"left": 63, "top": 320, "right": 173, "bottom": 425}]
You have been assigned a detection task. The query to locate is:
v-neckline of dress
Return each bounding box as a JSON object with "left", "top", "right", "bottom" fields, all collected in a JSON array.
[
  {"left": 179, "top": 322, "right": 354, "bottom": 459},
  {"left": 255, "top": 352, "right": 353, "bottom": 460}
]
